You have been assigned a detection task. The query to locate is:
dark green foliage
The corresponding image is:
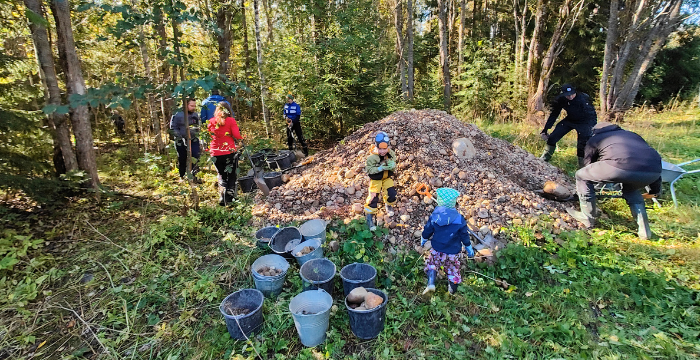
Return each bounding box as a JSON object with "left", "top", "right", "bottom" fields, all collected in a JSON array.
[{"left": 639, "top": 28, "right": 700, "bottom": 105}]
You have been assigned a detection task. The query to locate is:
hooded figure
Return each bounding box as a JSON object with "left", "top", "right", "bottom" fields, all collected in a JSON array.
[
  {"left": 200, "top": 90, "right": 231, "bottom": 123},
  {"left": 420, "top": 188, "right": 475, "bottom": 295},
  {"left": 568, "top": 122, "right": 662, "bottom": 240}
]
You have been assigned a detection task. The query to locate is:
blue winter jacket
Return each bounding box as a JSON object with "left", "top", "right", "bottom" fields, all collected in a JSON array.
[
  {"left": 283, "top": 102, "right": 301, "bottom": 123},
  {"left": 421, "top": 206, "right": 472, "bottom": 255},
  {"left": 200, "top": 95, "right": 231, "bottom": 123}
]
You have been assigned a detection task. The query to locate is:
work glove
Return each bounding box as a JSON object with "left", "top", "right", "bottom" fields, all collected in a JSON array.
[
  {"left": 377, "top": 166, "right": 383, "bottom": 172},
  {"left": 539, "top": 132, "right": 549, "bottom": 141},
  {"left": 463, "top": 244, "right": 475, "bottom": 258},
  {"left": 420, "top": 237, "right": 428, "bottom": 247}
]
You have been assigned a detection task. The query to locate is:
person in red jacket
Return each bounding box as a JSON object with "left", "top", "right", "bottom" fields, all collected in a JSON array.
[{"left": 207, "top": 102, "right": 243, "bottom": 206}]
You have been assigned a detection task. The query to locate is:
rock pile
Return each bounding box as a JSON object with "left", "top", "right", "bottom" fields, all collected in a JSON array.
[{"left": 252, "top": 109, "right": 578, "bottom": 250}]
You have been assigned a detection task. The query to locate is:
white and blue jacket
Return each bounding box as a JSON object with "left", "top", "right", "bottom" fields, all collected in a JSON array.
[{"left": 283, "top": 102, "right": 301, "bottom": 123}]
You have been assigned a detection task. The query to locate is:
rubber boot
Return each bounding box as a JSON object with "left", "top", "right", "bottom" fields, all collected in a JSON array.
[
  {"left": 365, "top": 213, "right": 376, "bottom": 231},
  {"left": 217, "top": 179, "right": 227, "bottom": 206},
  {"left": 385, "top": 205, "right": 395, "bottom": 217},
  {"left": 566, "top": 198, "right": 596, "bottom": 228},
  {"left": 629, "top": 203, "right": 653, "bottom": 240},
  {"left": 578, "top": 157, "right": 585, "bottom": 169},
  {"left": 448, "top": 281, "right": 459, "bottom": 295},
  {"left": 422, "top": 270, "right": 437, "bottom": 295},
  {"left": 540, "top": 144, "right": 555, "bottom": 162}
]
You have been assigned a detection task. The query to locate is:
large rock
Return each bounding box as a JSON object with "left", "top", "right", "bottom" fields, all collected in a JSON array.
[{"left": 452, "top": 138, "right": 477, "bottom": 160}]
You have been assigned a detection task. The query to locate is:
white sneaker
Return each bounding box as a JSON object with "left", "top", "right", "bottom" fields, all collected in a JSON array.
[
  {"left": 386, "top": 205, "right": 395, "bottom": 217},
  {"left": 422, "top": 285, "right": 435, "bottom": 295}
]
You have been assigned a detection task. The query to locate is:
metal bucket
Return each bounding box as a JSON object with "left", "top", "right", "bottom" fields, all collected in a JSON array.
[
  {"left": 345, "top": 288, "right": 388, "bottom": 339},
  {"left": 299, "top": 219, "right": 327, "bottom": 243},
  {"left": 340, "top": 263, "right": 377, "bottom": 297},
  {"left": 291, "top": 239, "right": 324, "bottom": 266},
  {"left": 255, "top": 226, "right": 279, "bottom": 250},
  {"left": 300, "top": 258, "right": 336, "bottom": 296},
  {"left": 269, "top": 227, "right": 302, "bottom": 258},
  {"left": 220, "top": 289, "right": 265, "bottom": 340},
  {"left": 251, "top": 254, "right": 289, "bottom": 298},
  {"left": 263, "top": 172, "right": 283, "bottom": 189},
  {"left": 289, "top": 289, "right": 333, "bottom": 347}
]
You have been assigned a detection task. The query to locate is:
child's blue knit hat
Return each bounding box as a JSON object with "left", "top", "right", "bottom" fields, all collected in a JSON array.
[{"left": 435, "top": 187, "right": 459, "bottom": 208}]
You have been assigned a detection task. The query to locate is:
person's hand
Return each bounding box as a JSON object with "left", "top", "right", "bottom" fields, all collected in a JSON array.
[
  {"left": 463, "top": 244, "right": 475, "bottom": 258},
  {"left": 421, "top": 237, "right": 428, "bottom": 247},
  {"left": 377, "top": 166, "right": 383, "bottom": 172},
  {"left": 540, "top": 132, "right": 549, "bottom": 141}
]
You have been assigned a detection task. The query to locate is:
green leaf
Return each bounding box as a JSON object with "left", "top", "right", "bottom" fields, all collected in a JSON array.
[
  {"left": 0, "top": 254, "right": 19, "bottom": 270},
  {"left": 24, "top": 9, "right": 49, "bottom": 27}
]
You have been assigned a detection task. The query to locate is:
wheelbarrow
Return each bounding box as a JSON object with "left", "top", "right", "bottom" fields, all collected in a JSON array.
[
  {"left": 415, "top": 183, "right": 495, "bottom": 246},
  {"left": 662, "top": 159, "right": 700, "bottom": 207}
]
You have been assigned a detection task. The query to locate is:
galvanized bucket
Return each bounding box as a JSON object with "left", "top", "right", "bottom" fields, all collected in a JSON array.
[
  {"left": 291, "top": 239, "right": 324, "bottom": 266},
  {"left": 289, "top": 289, "right": 333, "bottom": 347}
]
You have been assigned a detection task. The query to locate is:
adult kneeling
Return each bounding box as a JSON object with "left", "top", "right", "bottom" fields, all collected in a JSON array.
[{"left": 567, "top": 122, "right": 662, "bottom": 240}]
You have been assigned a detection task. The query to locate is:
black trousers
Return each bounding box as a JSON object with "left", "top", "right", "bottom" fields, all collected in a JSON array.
[
  {"left": 286, "top": 121, "right": 308, "bottom": 154},
  {"left": 576, "top": 161, "right": 661, "bottom": 205},
  {"left": 213, "top": 152, "right": 239, "bottom": 190},
  {"left": 547, "top": 118, "right": 595, "bottom": 158},
  {"left": 175, "top": 140, "right": 200, "bottom": 178}
]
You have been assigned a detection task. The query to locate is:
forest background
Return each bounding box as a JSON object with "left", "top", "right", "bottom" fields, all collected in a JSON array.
[{"left": 1, "top": 0, "right": 700, "bottom": 191}]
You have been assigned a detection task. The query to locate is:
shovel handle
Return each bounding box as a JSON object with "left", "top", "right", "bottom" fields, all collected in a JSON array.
[{"left": 416, "top": 183, "right": 433, "bottom": 198}]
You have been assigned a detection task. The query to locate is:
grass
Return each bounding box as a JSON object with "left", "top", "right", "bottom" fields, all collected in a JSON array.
[{"left": 0, "top": 107, "right": 698, "bottom": 359}]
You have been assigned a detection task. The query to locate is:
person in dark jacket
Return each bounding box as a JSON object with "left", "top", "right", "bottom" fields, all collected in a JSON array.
[
  {"left": 540, "top": 84, "right": 598, "bottom": 167},
  {"left": 169, "top": 99, "right": 202, "bottom": 183},
  {"left": 112, "top": 111, "right": 125, "bottom": 135},
  {"left": 567, "top": 122, "right": 662, "bottom": 240},
  {"left": 200, "top": 90, "right": 231, "bottom": 123},
  {"left": 284, "top": 94, "right": 309, "bottom": 156},
  {"left": 420, "top": 188, "right": 475, "bottom": 295}
]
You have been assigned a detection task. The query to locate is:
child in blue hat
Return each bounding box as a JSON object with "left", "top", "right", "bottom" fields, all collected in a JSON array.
[
  {"left": 364, "top": 131, "right": 398, "bottom": 230},
  {"left": 420, "top": 187, "right": 475, "bottom": 295}
]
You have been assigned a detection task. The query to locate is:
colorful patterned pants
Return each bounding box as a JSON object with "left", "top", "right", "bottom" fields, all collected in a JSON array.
[{"left": 424, "top": 249, "right": 462, "bottom": 284}]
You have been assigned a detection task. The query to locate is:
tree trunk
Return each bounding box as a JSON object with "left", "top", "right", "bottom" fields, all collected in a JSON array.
[
  {"left": 458, "top": 0, "right": 465, "bottom": 78},
  {"left": 133, "top": 96, "right": 146, "bottom": 152},
  {"left": 135, "top": 12, "right": 163, "bottom": 153},
  {"left": 438, "top": 0, "right": 451, "bottom": 112},
  {"left": 526, "top": 0, "right": 545, "bottom": 123},
  {"left": 241, "top": 0, "right": 252, "bottom": 119},
  {"left": 216, "top": 4, "right": 233, "bottom": 77},
  {"left": 261, "top": 0, "right": 274, "bottom": 44},
  {"left": 601, "top": 0, "right": 682, "bottom": 117},
  {"left": 529, "top": 0, "right": 585, "bottom": 123},
  {"left": 406, "top": 0, "right": 414, "bottom": 101},
  {"left": 253, "top": 0, "right": 271, "bottom": 136},
  {"left": 51, "top": 0, "right": 100, "bottom": 190},
  {"left": 599, "top": 0, "right": 619, "bottom": 115},
  {"left": 154, "top": 7, "right": 172, "bottom": 143},
  {"left": 394, "top": 0, "right": 406, "bottom": 98},
  {"left": 24, "top": 0, "right": 78, "bottom": 173}
]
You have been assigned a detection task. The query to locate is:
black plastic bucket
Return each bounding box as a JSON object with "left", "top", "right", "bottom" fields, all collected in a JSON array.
[
  {"left": 263, "top": 172, "right": 283, "bottom": 189},
  {"left": 340, "top": 263, "right": 377, "bottom": 297},
  {"left": 345, "top": 288, "right": 388, "bottom": 339},
  {"left": 250, "top": 152, "right": 266, "bottom": 168},
  {"left": 238, "top": 175, "right": 257, "bottom": 193},
  {"left": 220, "top": 289, "right": 264, "bottom": 340},
  {"left": 300, "top": 258, "right": 336, "bottom": 296},
  {"left": 270, "top": 227, "right": 302, "bottom": 258},
  {"left": 279, "top": 150, "right": 297, "bottom": 164},
  {"left": 255, "top": 226, "right": 279, "bottom": 249}
]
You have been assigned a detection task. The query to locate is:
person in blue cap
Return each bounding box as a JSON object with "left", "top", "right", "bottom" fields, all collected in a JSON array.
[
  {"left": 284, "top": 94, "right": 309, "bottom": 156},
  {"left": 539, "top": 83, "right": 598, "bottom": 168},
  {"left": 364, "top": 131, "right": 398, "bottom": 231},
  {"left": 420, "top": 187, "right": 475, "bottom": 295}
]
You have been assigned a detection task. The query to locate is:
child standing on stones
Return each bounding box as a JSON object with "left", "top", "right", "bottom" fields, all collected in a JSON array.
[
  {"left": 364, "top": 131, "right": 398, "bottom": 231},
  {"left": 420, "top": 188, "right": 475, "bottom": 295}
]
